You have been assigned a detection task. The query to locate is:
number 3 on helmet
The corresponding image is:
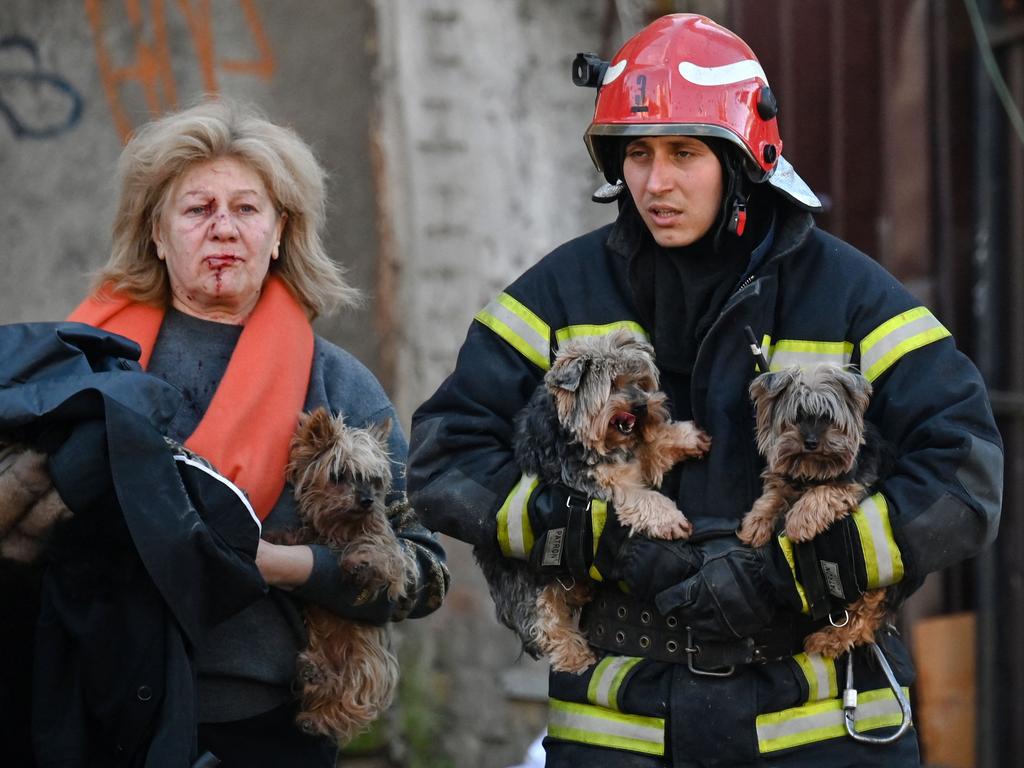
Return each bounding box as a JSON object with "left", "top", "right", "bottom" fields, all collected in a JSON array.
[{"left": 578, "top": 14, "right": 821, "bottom": 210}]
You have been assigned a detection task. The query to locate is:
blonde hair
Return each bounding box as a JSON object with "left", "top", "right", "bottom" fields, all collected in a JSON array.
[{"left": 95, "top": 98, "right": 359, "bottom": 318}]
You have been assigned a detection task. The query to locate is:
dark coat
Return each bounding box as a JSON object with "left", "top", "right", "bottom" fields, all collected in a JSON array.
[
  {"left": 408, "top": 201, "right": 1002, "bottom": 764},
  {"left": 0, "top": 323, "right": 265, "bottom": 768}
]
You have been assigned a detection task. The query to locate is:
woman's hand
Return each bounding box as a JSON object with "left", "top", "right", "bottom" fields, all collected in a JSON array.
[{"left": 255, "top": 539, "right": 314, "bottom": 589}]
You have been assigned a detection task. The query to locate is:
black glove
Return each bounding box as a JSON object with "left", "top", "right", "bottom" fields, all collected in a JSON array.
[
  {"left": 654, "top": 519, "right": 867, "bottom": 642},
  {"left": 525, "top": 482, "right": 685, "bottom": 583},
  {"left": 525, "top": 484, "right": 705, "bottom": 590},
  {"left": 788, "top": 515, "right": 868, "bottom": 619},
  {"left": 599, "top": 533, "right": 703, "bottom": 599},
  {"left": 526, "top": 483, "right": 609, "bottom": 579}
]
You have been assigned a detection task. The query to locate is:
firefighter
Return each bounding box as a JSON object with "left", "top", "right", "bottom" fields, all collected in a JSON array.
[{"left": 409, "top": 13, "right": 1001, "bottom": 767}]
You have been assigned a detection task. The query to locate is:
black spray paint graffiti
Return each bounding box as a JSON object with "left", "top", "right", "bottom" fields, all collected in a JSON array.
[{"left": 0, "top": 35, "right": 83, "bottom": 139}]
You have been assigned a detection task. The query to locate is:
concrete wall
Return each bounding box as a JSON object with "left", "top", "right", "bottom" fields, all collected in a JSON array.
[
  {"left": 375, "top": 1, "right": 616, "bottom": 422},
  {"left": 374, "top": 2, "right": 622, "bottom": 765}
]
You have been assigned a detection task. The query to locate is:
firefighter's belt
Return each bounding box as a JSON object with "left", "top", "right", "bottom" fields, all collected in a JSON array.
[{"left": 582, "top": 591, "right": 820, "bottom": 671}]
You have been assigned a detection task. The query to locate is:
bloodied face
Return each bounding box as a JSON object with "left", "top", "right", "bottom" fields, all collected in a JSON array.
[{"left": 153, "top": 156, "right": 286, "bottom": 323}]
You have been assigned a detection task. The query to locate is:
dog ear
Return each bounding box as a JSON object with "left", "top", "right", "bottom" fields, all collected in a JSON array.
[
  {"left": 548, "top": 352, "right": 588, "bottom": 393},
  {"left": 367, "top": 416, "right": 394, "bottom": 447},
  {"left": 748, "top": 371, "right": 786, "bottom": 403},
  {"left": 837, "top": 368, "right": 873, "bottom": 413},
  {"left": 548, "top": 346, "right": 615, "bottom": 436},
  {"left": 295, "top": 407, "right": 338, "bottom": 449},
  {"left": 748, "top": 370, "right": 793, "bottom": 458},
  {"left": 748, "top": 368, "right": 799, "bottom": 437},
  {"left": 287, "top": 408, "right": 337, "bottom": 487}
]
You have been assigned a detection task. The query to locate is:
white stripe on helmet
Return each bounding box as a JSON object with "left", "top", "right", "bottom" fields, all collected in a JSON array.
[
  {"left": 603, "top": 60, "right": 627, "bottom": 85},
  {"left": 678, "top": 59, "right": 769, "bottom": 87}
]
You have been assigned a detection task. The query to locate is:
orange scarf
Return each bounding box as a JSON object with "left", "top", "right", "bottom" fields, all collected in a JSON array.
[{"left": 67, "top": 275, "right": 314, "bottom": 521}]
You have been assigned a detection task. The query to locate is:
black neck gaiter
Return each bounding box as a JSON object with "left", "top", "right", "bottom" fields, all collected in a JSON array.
[{"left": 621, "top": 184, "right": 774, "bottom": 416}]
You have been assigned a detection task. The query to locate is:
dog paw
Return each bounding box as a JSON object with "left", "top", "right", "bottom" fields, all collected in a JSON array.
[
  {"left": 671, "top": 422, "right": 712, "bottom": 459},
  {"left": 688, "top": 428, "right": 712, "bottom": 457},
  {"left": 783, "top": 513, "right": 830, "bottom": 544},
  {"left": 650, "top": 513, "right": 692, "bottom": 540},
  {"left": 549, "top": 641, "right": 597, "bottom": 675},
  {"left": 738, "top": 512, "right": 774, "bottom": 548},
  {"left": 297, "top": 716, "right": 321, "bottom": 736},
  {"left": 803, "top": 628, "right": 855, "bottom": 659},
  {"left": 342, "top": 558, "right": 369, "bottom": 582},
  {"left": 342, "top": 557, "right": 385, "bottom": 588},
  {"left": 622, "top": 493, "right": 693, "bottom": 540},
  {"left": 298, "top": 660, "right": 327, "bottom": 685}
]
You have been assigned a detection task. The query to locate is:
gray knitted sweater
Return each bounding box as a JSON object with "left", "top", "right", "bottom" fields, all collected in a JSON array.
[{"left": 148, "top": 309, "right": 448, "bottom": 722}]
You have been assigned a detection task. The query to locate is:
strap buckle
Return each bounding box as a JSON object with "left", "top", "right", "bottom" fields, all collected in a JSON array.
[
  {"left": 685, "top": 627, "right": 736, "bottom": 677},
  {"left": 565, "top": 494, "right": 591, "bottom": 512}
]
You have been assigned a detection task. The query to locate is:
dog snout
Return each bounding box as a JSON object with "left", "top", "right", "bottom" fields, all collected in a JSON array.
[
  {"left": 800, "top": 418, "right": 827, "bottom": 451},
  {"left": 358, "top": 493, "right": 376, "bottom": 510}
]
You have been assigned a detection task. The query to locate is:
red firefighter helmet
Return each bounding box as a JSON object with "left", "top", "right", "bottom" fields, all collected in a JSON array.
[{"left": 582, "top": 14, "right": 820, "bottom": 209}]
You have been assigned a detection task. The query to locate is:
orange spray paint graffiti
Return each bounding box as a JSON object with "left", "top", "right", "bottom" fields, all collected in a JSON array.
[{"left": 84, "top": 0, "right": 276, "bottom": 142}]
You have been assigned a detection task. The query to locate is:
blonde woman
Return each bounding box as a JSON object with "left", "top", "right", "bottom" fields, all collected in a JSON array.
[{"left": 65, "top": 99, "right": 448, "bottom": 765}]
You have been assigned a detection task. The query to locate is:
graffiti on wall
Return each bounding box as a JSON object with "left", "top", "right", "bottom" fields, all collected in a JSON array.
[
  {"left": 0, "top": 35, "right": 84, "bottom": 139},
  {"left": 84, "top": 0, "right": 276, "bottom": 142}
]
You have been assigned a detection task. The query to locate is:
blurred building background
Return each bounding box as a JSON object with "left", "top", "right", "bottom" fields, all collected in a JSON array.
[{"left": 1, "top": 1, "right": 1020, "bottom": 766}]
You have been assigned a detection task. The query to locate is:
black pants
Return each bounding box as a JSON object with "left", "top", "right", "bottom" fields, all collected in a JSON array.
[{"left": 198, "top": 703, "right": 337, "bottom": 767}]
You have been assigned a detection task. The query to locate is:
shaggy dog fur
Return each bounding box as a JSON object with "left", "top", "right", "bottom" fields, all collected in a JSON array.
[
  {"left": 738, "top": 364, "right": 892, "bottom": 657},
  {"left": 282, "top": 408, "right": 415, "bottom": 746},
  {"left": 476, "top": 330, "right": 710, "bottom": 673},
  {"left": 0, "top": 440, "right": 73, "bottom": 564}
]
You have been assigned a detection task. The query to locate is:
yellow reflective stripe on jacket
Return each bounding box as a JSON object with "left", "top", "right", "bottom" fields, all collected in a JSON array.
[
  {"left": 852, "top": 493, "right": 904, "bottom": 588},
  {"left": 588, "top": 499, "right": 609, "bottom": 582},
  {"left": 756, "top": 687, "right": 911, "bottom": 754},
  {"left": 587, "top": 655, "right": 642, "bottom": 711},
  {"left": 548, "top": 699, "right": 665, "bottom": 756},
  {"left": 793, "top": 653, "right": 838, "bottom": 702},
  {"left": 765, "top": 338, "right": 854, "bottom": 371},
  {"left": 859, "top": 306, "right": 951, "bottom": 382},
  {"left": 497, "top": 473, "right": 538, "bottom": 559},
  {"left": 555, "top": 321, "right": 650, "bottom": 346},
  {"left": 476, "top": 293, "right": 551, "bottom": 371},
  {"left": 777, "top": 534, "right": 810, "bottom": 614}
]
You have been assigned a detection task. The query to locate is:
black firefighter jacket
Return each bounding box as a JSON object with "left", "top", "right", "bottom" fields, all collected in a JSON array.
[
  {"left": 408, "top": 202, "right": 1003, "bottom": 764},
  {"left": 0, "top": 323, "right": 266, "bottom": 768}
]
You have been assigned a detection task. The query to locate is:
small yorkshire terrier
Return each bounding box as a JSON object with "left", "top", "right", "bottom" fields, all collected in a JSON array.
[
  {"left": 283, "top": 408, "right": 415, "bottom": 746},
  {"left": 476, "top": 330, "right": 711, "bottom": 673},
  {"left": 738, "top": 364, "right": 891, "bottom": 657}
]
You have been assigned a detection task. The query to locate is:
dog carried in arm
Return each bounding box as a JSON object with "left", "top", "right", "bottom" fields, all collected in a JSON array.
[
  {"left": 476, "top": 330, "right": 711, "bottom": 673},
  {"left": 282, "top": 407, "right": 416, "bottom": 746},
  {"left": 738, "top": 364, "right": 893, "bottom": 658}
]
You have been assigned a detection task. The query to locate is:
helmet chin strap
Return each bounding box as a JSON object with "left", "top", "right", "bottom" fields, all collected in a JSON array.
[
  {"left": 711, "top": 141, "right": 751, "bottom": 250},
  {"left": 727, "top": 193, "right": 748, "bottom": 237}
]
